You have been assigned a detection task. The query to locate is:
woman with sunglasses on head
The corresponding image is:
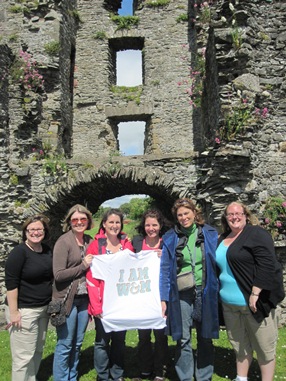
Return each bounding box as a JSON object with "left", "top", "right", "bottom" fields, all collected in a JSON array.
[
  {"left": 5, "top": 214, "right": 52, "bottom": 381},
  {"left": 86, "top": 208, "right": 134, "bottom": 381},
  {"left": 216, "top": 201, "right": 284, "bottom": 381},
  {"left": 52, "top": 204, "right": 94, "bottom": 381},
  {"left": 160, "top": 198, "right": 219, "bottom": 381}
]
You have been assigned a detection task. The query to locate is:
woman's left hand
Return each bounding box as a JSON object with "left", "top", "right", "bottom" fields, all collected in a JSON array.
[
  {"left": 154, "top": 249, "right": 162, "bottom": 258},
  {"left": 249, "top": 294, "right": 258, "bottom": 313},
  {"left": 83, "top": 254, "right": 93, "bottom": 267}
]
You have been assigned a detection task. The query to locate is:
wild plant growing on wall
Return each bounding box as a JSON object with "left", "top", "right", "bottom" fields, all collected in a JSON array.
[
  {"left": 10, "top": 50, "right": 44, "bottom": 92},
  {"left": 228, "top": 2, "right": 243, "bottom": 49},
  {"left": 31, "top": 144, "right": 68, "bottom": 179},
  {"left": 145, "top": 0, "right": 170, "bottom": 7},
  {"left": 261, "top": 197, "right": 286, "bottom": 240},
  {"left": 110, "top": 15, "right": 139, "bottom": 30},
  {"left": 216, "top": 97, "right": 269, "bottom": 142},
  {"left": 178, "top": 45, "right": 206, "bottom": 108},
  {"left": 195, "top": 1, "right": 211, "bottom": 25}
]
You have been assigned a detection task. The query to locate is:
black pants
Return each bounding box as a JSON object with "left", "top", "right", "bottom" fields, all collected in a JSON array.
[{"left": 137, "top": 328, "right": 169, "bottom": 377}]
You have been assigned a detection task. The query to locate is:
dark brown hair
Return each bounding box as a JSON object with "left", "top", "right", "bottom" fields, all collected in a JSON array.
[
  {"left": 171, "top": 198, "right": 205, "bottom": 225},
  {"left": 99, "top": 208, "right": 124, "bottom": 238},
  {"left": 22, "top": 214, "right": 50, "bottom": 241},
  {"left": 136, "top": 209, "right": 170, "bottom": 236}
]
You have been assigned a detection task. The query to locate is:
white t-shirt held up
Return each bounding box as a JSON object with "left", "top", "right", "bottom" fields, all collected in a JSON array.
[{"left": 90, "top": 249, "right": 166, "bottom": 332}]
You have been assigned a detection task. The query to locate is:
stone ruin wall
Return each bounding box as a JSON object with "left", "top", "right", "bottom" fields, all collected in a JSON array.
[{"left": 0, "top": 0, "right": 285, "bottom": 325}]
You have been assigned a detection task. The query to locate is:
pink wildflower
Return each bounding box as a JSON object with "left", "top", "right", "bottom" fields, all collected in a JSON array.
[
  {"left": 261, "top": 107, "right": 268, "bottom": 118},
  {"left": 215, "top": 137, "right": 221, "bottom": 144},
  {"left": 264, "top": 218, "right": 270, "bottom": 224},
  {"left": 276, "top": 221, "right": 282, "bottom": 228},
  {"left": 282, "top": 202, "right": 286, "bottom": 208},
  {"left": 254, "top": 108, "right": 260, "bottom": 116}
]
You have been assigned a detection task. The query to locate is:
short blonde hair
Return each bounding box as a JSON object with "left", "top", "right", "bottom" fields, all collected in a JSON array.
[{"left": 62, "top": 204, "right": 94, "bottom": 232}]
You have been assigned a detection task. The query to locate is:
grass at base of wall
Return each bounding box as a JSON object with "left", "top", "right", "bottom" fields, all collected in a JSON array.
[{"left": 0, "top": 326, "right": 285, "bottom": 380}]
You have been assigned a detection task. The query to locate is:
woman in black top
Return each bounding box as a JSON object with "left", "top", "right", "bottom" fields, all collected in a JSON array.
[
  {"left": 5, "top": 214, "right": 52, "bottom": 381},
  {"left": 216, "top": 201, "right": 284, "bottom": 381},
  {"left": 132, "top": 209, "right": 170, "bottom": 381}
]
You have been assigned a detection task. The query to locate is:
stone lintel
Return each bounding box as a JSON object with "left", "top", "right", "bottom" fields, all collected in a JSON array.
[{"left": 105, "top": 103, "right": 153, "bottom": 120}]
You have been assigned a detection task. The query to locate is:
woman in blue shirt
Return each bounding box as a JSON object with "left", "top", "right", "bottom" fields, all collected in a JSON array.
[{"left": 216, "top": 201, "right": 284, "bottom": 381}]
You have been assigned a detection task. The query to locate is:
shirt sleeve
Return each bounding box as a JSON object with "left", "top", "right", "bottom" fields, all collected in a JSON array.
[
  {"left": 250, "top": 227, "right": 277, "bottom": 290},
  {"left": 5, "top": 246, "right": 26, "bottom": 290}
]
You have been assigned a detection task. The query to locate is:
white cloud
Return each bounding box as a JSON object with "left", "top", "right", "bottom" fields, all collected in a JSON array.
[
  {"left": 118, "top": 121, "right": 145, "bottom": 155},
  {"left": 117, "top": 50, "right": 142, "bottom": 87}
]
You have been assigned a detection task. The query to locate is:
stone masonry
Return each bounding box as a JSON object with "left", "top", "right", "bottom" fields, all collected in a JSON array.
[{"left": 0, "top": 0, "right": 285, "bottom": 326}]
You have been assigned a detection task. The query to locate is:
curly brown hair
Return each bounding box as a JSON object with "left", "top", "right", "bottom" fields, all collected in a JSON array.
[{"left": 136, "top": 209, "right": 170, "bottom": 236}]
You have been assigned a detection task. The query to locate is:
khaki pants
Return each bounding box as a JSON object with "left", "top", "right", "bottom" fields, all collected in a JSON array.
[
  {"left": 5, "top": 305, "right": 49, "bottom": 381},
  {"left": 222, "top": 303, "right": 279, "bottom": 363}
]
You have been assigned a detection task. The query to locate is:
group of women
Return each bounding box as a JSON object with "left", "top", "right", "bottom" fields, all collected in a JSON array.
[{"left": 4, "top": 198, "right": 285, "bottom": 381}]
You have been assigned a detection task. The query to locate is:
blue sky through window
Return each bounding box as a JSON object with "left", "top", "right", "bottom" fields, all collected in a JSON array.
[
  {"left": 118, "top": 0, "right": 133, "bottom": 15},
  {"left": 102, "top": 0, "right": 147, "bottom": 207}
]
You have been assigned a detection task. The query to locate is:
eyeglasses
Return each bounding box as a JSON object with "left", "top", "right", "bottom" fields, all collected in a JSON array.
[
  {"left": 226, "top": 212, "right": 245, "bottom": 219},
  {"left": 26, "top": 228, "right": 45, "bottom": 234},
  {"left": 71, "top": 218, "right": 88, "bottom": 224}
]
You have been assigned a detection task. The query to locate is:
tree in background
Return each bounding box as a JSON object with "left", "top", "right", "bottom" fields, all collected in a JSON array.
[{"left": 122, "top": 197, "right": 153, "bottom": 220}]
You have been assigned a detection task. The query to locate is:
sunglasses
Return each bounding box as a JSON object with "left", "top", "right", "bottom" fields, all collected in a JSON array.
[{"left": 71, "top": 218, "right": 88, "bottom": 224}]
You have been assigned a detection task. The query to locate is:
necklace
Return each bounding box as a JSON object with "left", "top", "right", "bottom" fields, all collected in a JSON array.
[{"left": 25, "top": 241, "right": 42, "bottom": 253}]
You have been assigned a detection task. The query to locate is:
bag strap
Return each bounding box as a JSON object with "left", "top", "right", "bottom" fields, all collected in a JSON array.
[{"left": 62, "top": 280, "right": 74, "bottom": 304}]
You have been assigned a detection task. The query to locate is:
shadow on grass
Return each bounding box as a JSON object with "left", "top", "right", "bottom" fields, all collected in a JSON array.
[
  {"left": 37, "top": 343, "right": 261, "bottom": 381},
  {"left": 214, "top": 345, "right": 260, "bottom": 380},
  {"left": 38, "top": 353, "right": 53, "bottom": 381}
]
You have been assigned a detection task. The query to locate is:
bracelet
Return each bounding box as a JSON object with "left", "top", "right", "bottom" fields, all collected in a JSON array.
[{"left": 251, "top": 292, "right": 259, "bottom": 296}]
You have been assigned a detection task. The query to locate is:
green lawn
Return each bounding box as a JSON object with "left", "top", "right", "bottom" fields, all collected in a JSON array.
[{"left": 0, "top": 326, "right": 285, "bottom": 381}]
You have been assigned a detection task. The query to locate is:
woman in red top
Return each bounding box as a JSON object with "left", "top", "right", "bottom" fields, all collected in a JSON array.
[{"left": 86, "top": 208, "right": 134, "bottom": 381}]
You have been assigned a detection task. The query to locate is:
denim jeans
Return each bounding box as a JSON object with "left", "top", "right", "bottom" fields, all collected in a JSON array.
[
  {"left": 138, "top": 328, "right": 169, "bottom": 377},
  {"left": 175, "top": 288, "right": 214, "bottom": 381},
  {"left": 53, "top": 295, "right": 89, "bottom": 381},
  {"left": 94, "top": 317, "right": 126, "bottom": 381}
]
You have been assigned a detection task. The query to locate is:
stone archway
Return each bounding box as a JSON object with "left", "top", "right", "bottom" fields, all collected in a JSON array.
[{"left": 26, "top": 165, "right": 190, "bottom": 244}]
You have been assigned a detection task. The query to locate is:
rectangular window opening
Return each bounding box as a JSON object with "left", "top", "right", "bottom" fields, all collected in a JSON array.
[
  {"left": 118, "top": 121, "right": 146, "bottom": 156},
  {"left": 118, "top": 0, "right": 134, "bottom": 15},
  {"left": 116, "top": 50, "right": 142, "bottom": 87}
]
